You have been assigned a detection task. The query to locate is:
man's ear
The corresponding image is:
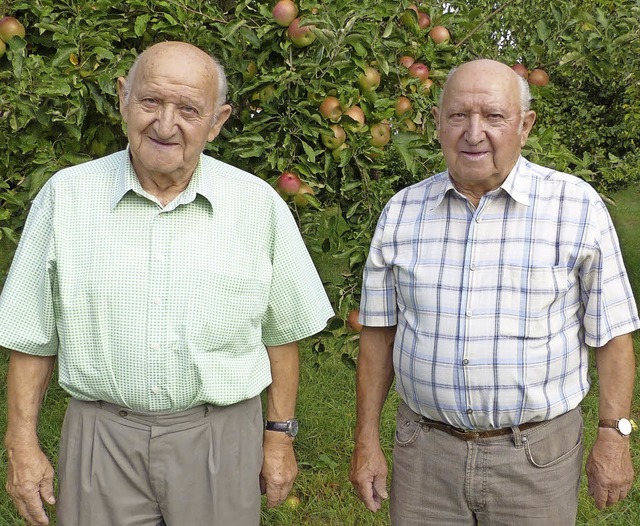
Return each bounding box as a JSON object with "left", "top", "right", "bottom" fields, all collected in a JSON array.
[
  {"left": 207, "top": 104, "right": 233, "bottom": 142},
  {"left": 117, "top": 77, "right": 128, "bottom": 122},
  {"left": 520, "top": 110, "right": 537, "bottom": 146},
  {"left": 432, "top": 106, "right": 441, "bottom": 134}
]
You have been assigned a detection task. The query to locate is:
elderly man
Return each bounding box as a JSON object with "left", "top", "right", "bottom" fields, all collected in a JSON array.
[
  {"left": 349, "top": 59, "right": 638, "bottom": 525},
  {"left": 0, "top": 41, "right": 333, "bottom": 526}
]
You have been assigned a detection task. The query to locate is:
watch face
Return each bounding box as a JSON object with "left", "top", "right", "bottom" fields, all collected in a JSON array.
[
  {"left": 618, "top": 419, "right": 633, "bottom": 436},
  {"left": 288, "top": 419, "right": 299, "bottom": 437}
]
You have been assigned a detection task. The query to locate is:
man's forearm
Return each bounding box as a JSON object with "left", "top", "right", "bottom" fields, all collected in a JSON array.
[
  {"left": 354, "top": 325, "right": 397, "bottom": 446},
  {"left": 5, "top": 350, "right": 56, "bottom": 447},
  {"left": 265, "top": 342, "right": 299, "bottom": 421},
  {"left": 595, "top": 333, "right": 636, "bottom": 422}
]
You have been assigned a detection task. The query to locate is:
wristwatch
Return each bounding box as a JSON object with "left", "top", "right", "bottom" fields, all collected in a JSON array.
[
  {"left": 598, "top": 418, "right": 637, "bottom": 437},
  {"left": 265, "top": 418, "right": 299, "bottom": 438}
]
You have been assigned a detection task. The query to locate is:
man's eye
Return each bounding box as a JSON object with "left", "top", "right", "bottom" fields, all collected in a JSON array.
[{"left": 182, "top": 106, "right": 198, "bottom": 115}]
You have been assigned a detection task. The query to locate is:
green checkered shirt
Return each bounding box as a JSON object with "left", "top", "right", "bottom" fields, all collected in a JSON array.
[{"left": 0, "top": 150, "right": 333, "bottom": 411}]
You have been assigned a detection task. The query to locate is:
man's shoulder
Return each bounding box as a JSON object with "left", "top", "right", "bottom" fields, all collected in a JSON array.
[
  {"left": 46, "top": 150, "right": 125, "bottom": 188},
  {"left": 522, "top": 158, "right": 597, "bottom": 197},
  {"left": 387, "top": 170, "right": 449, "bottom": 207},
  {"left": 200, "top": 154, "right": 277, "bottom": 196}
]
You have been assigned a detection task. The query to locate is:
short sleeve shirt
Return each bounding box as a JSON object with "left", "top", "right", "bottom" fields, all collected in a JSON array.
[
  {"left": 360, "top": 157, "right": 639, "bottom": 429},
  {"left": 0, "top": 150, "right": 334, "bottom": 411}
]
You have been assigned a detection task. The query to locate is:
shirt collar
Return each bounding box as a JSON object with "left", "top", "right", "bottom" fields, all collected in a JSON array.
[
  {"left": 499, "top": 156, "right": 531, "bottom": 206},
  {"left": 111, "top": 148, "right": 215, "bottom": 210},
  {"left": 431, "top": 155, "right": 531, "bottom": 210}
]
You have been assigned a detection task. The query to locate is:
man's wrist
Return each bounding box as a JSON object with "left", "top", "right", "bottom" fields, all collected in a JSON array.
[{"left": 598, "top": 418, "right": 637, "bottom": 437}]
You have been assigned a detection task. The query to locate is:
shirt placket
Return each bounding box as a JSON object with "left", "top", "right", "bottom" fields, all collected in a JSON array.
[
  {"left": 147, "top": 208, "right": 170, "bottom": 410},
  {"left": 459, "top": 202, "right": 486, "bottom": 428}
]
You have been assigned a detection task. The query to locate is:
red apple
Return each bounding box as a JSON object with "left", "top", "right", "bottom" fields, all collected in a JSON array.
[
  {"left": 344, "top": 105, "right": 366, "bottom": 127},
  {"left": 358, "top": 66, "right": 381, "bottom": 92},
  {"left": 370, "top": 122, "right": 391, "bottom": 148},
  {"left": 528, "top": 68, "right": 549, "bottom": 86},
  {"left": 395, "top": 96, "right": 413, "bottom": 118},
  {"left": 319, "top": 96, "right": 342, "bottom": 121},
  {"left": 288, "top": 17, "right": 316, "bottom": 47},
  {"left": 321, "top": 124, "right": 346, "bottom": 150},
  {"left": 0, "top": 16, "right": 25, "bottom": 43},
  {"left": 347, "top": 309, "right": 363, "bottom": 332},
  {"left": 408, "top": 62, "right": 429, "bottom": 82},
  {"left": 511, "top": 63, "right": 529, "bottom": 79},
  {"left": 276, "top": 171, "right": 303, "bottom": 196},
  {"left": 429, "top": 25, "right": 450, "bottom": 44},
  {"left": 418, "top": 12, "right": 431, "bottom": 29},
  {"left": 399, "top": 55, "right": 415, "bottom": 69},
  {"left": 272, "top": 0, "right": 298, "bottom": 27}
]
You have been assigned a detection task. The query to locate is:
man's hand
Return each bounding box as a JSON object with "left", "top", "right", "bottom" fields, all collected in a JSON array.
[
  {"left": 5, "top": 444, "right": 56, "bottom": 526},
  {"left": 586, "top": 429, "right": 635, "bottom": 509},
  {"left": 260, "top": 431, "right": 298, "bottom": 508},
  {"left": 349, "top": 442, "right": 389, "bottom": 512}
]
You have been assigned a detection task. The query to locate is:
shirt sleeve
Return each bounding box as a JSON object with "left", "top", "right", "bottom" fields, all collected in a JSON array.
[
  {"left": 0, "top": 183, "right": 59, "bottom": 356},
  {"left": 580, "top": 195, "right": 640, "bottom": 347},
  {"left": 261, "top": 197, "right": 334, "bottom": 346},
  {"left": 360, "top": 204, "right": 398, "bottom": 327}
]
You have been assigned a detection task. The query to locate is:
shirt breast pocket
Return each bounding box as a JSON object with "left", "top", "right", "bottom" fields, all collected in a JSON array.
[{"left": 498, "top": 266, "right": 569, "bottom": 339}]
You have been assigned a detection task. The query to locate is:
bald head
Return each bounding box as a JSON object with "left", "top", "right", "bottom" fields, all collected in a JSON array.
[
  {"left": 122, "top": 42, "right": 228, "bottom": 116},
  {"left": 439, "top": 59, "right": 532, "bottom": 117}
]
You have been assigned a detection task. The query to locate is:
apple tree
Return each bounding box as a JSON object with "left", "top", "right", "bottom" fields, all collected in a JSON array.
[{"left": 0, "top": 0, "right": 639, "bottom": 363}]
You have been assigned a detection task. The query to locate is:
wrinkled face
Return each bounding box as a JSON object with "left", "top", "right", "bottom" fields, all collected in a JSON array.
[
  {"left": 432, "top": 60, "right": 536, "bottom": 195},
  {"left": 118, "top": 43, "right": 231, "bottom": 183}
]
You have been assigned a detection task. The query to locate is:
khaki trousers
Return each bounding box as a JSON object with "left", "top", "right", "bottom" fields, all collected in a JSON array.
[
  {"left": 56, "top": 397, "right": 263, "bottom": 526},
  {"left": 390, "top": 401, "right": 584, "bottom": 526}
]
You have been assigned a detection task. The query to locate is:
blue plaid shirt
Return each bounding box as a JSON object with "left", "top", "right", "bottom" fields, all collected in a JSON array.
[{"left": 361, "top": 157, "right": 639, "bottom": 430}]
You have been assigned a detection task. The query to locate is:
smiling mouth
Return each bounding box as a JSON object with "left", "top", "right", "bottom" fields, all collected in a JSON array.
[
  {"left": 461, "top": 151, "right": 489, "bottom": 159},
  {"left": 149, "top": 137, "right": 178, "bottom": 148}
]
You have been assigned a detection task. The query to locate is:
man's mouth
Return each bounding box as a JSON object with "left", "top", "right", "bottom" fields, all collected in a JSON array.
[{"left": 461, "top": 151, "right": 489, "bottom": 160}]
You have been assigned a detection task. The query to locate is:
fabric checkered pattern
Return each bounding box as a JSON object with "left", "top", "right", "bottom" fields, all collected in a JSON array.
[
  {"left": 361, "top": 156, "right": 639, "bottom": 430},
  {"left": 0, "top": 150, "right": 333, "bottom": 411}
]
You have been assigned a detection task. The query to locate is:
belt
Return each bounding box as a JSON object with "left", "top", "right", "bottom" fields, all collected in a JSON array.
[{"left": 419, "top": 417, "right": 543, "bottom": 441}]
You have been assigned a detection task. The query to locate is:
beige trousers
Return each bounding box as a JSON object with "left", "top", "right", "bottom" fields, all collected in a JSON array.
[
  {"left": 56, "top": 397, "right": 263, "bottom": 526},
  {"left": 390, "top": 401, "right": 584, "bottom": 525}
]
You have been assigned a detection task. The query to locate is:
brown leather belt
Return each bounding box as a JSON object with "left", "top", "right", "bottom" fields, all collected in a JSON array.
[{"left": 419, "top": 417, "right": 543, "bottom": 441}]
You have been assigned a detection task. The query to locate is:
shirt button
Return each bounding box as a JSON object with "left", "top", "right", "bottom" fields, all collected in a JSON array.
[
  {"left": 466, "top": 408, "right": 473, "bottom": 415},
  {"left": 462, "top": 359, "right": 469, "bottom": 366},
  {"left": 152, "top": 297, "right": 162, "bottom": 305},
  {"left": 118, "top": 410, "right": 128, "bottom": 417},
  {"left": 466, "top": 310, "right": 472, "bottom": 317},
  {"left": 469, "top": 264, "right": 476, "bottom": 271},
  {"left": 151, "top": 386, "right": 161, "bottom": 394},
  {"left": 155, "top": 254, "right": 165, "bottom": 262},
  {"left": 151, "top": 343, "right": 161, "bottom": 351}
]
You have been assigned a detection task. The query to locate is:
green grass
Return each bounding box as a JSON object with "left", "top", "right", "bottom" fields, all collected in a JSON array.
[{"left": 2, "top": 183, "right": 640, "bottom": 525}]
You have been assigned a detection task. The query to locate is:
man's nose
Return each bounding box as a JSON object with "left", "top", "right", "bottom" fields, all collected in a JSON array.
[
  {"left": 464, "top": 114, "right": 485, "bottom": 144},
  {"left": 155, "top": 105, "right": 178, "bottom": 136}
]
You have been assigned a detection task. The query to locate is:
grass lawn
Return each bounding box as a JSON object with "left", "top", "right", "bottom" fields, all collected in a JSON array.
[{"left": 1, "top": 183, "right": 640, "bottom": 525}]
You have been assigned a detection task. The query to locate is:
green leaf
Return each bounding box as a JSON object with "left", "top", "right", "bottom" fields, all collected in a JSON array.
[
  {"left": 134, "top": 14, "right": 151, "bottom": 37},
  {"left": 535, "top": 20, "right": 550, "bottom": 41}
]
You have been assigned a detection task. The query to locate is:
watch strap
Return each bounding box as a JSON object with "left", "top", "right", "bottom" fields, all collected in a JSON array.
[
  {"left": 265, "top": 420, "right": 289, "bottom": 432},
  {"left": 598, "top": 418, "right": 636, "bottom": 436}
]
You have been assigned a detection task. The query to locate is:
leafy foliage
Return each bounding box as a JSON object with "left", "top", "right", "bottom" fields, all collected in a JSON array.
[{"left": 1, "top": 0, "right": 639, "bottom": 361}]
